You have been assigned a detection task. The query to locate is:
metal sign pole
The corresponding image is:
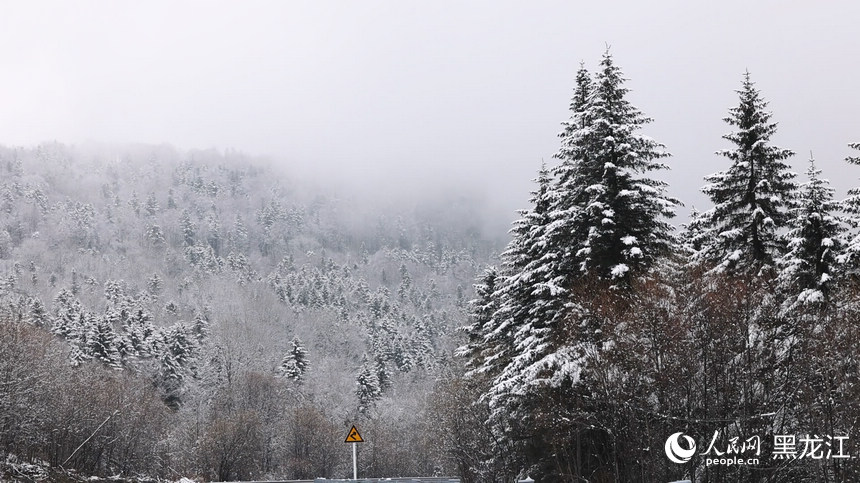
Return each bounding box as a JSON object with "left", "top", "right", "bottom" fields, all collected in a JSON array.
[{"left": 344, "top": 424, "right": 363, "bottom": 480}]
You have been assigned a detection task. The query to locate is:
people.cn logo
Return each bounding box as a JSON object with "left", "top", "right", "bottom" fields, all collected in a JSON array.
[{"left": 665, "top": 432, "right": 697, "bottom": 463}]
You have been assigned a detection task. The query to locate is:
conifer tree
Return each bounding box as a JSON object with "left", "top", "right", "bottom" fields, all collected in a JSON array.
[
  {"left": 167, "top": 188, "right": 177, "bottom": 209},
  {"left": 28, "top": 297, "right": 49, "bottom": 328},
  {"left": 192, "top": 310, "right": 210, "bottom": 342},
  {"left": 482, "top": 164, "right": 559, "bottom": 393},
  {"left": 280, "top": 336, "right": 309, "bottom": 384},
  {"left": 180, "top": 209, "right": 196, "bottom": 247},
  {"left": 144, "top": 192, "right": 160, "bottom": 216},
  {"left": 147, "top": 273, "right": 164, "bottom": 297},
  {"left": 582, "top": 52, "right": 678, "bottom": 278},
  {"left": 693, "top": 72, "right": 797, "bottom": 274},
  {"left": 375, "top": 355, "right": 393, "bottom": 390},
  {"left": 548, "top": 63, "right": 593, "bottom": 275},
  {"left": 457, "top": 266, "right": 498, "bottom": 374},
  {"left": 232, "top": 214, "right": 249, "bottom": 253},
  {"left": 488, "top": 52, "right": 679, "bottom": 420},
  {"left": 840, "top": 143, "right": 860, "bottom": 276},
  {"left": 51, "top": 288, "right": 82, "bottom": 339},
  {"left": 124, "top": 307, "right": 157, "bottom": 358},
  {"left": 778, "top": 157, "right": 846, "bottom": 308},
  {"left": 410, "top": 315, "right": 434, "bottom": 370},
  {"left": 551, "top": 51, "right": 679, "bottom": 281},
  {"left": 145, "top": 224, "right": 166, "bottom": 248},
  {"left": 356, "top": 354, "right": 382, "bottom": 414},
  {"left": 87, "top": 315, "right": 122, "bottom": 369}
]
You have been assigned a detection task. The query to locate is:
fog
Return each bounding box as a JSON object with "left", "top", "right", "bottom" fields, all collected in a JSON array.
[{"left": 2, "top": 0, "right": 859, "bottom": 227}]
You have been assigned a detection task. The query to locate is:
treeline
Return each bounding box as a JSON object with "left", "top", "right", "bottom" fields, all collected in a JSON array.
[
  {"left": 0, "top": 143, "right": 498, "bottom": 480},
  {"left": 453, "top": 51, "right": 860, "bottom": 482}
]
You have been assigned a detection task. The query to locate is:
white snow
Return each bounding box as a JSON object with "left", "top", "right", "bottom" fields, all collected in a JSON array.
[
  {"left": 611, "top": 264, "right": 629, "bottom": 277},
  {"left": 720, "top": 228, "right": 742, "bottom": 239},
  {"left": 621, "top": 235, "right": 638, "bottom": 245}
]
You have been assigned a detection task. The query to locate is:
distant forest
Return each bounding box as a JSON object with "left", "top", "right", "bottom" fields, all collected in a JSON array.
[
  {"left": 0, "top": 140, "right": 499, "bottom": 480},
  {"left": 3, "top": 49, "right": 860, "bottom": 483}
]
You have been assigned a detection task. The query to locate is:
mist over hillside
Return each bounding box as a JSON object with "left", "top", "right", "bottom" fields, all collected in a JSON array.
[{"left": 0, "top": 141, "right": 503, "bottom": 480}]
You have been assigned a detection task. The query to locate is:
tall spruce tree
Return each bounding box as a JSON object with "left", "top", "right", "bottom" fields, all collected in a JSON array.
[
  {"left": 554, "top": 51, "right": 679, "bottom": 281},
  {"left": 480, "top": 53, "right": 680, "bottom": 478},
  {"left": 547, "top": 63, "right": 593, "bottom": 278},
  {"left": 485, "top": 164, "right": 561, "bottom": 392},
  {"left": 778, "top": 157, "right": 846, "bottom": 308},
  {"left": 840, "top": 143, "right": 860, "bottom": 277},
  {"left": 692, "top": 72, "right": 797, "bottom": 274},
  {"left": 473, "top": 164, "right": 561, "bottom": 478}
]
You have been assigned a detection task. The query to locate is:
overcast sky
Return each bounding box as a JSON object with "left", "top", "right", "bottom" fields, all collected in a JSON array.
[{"left": 1, "top": 1, "right": 859, "bottom": 224}]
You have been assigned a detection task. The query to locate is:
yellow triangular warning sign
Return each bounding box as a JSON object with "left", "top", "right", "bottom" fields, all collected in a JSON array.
[{"left": 344, "top": 425, "right": 364, "bottom": 443}]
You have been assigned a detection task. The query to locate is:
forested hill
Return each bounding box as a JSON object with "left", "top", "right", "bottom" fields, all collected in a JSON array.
[{"left": 0, "top": 141, "right": 500, "bottom": 481}]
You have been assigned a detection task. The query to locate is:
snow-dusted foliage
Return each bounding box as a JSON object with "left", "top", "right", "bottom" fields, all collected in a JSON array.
[
  {"left": 457, "top": 59, "right": 860, "bottom": 482},
  {"left": 485, "top": 164, "right": 568, "bottom": 396},
  {"left": 551, "top": 51, "right": 679, "bottom": 282},
  {"left": 280, "top": 336, "right": 309, "bottom": 384},
  {"left": 840, "top": 143, "right": 860, "bottom": 275},
  {"left": 691, "top": 72, "right": 797, "bottom": 275},
  {"left": 5, "top": 53, "right": 860, "bottom": 483},
  {"left": 778, "top": 157, "right": 847, "bottom": 309},
  {"left": 355, "top": 354, "right": 382, "bottom": 413},
  {"left": 0, "top": 141, "right": 494, "bottom": 481},
  {"left": 457, "top": 266, "right": 498, "bottom": 374},
  {"left": 458, "top": 51, "right": 684, "bottom": 481}
]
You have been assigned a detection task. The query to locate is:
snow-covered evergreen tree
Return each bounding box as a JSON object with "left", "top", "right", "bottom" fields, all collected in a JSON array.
[
  {"left": 192, "top": 310, "right": 210, "bottom": 342},
  {"left": 180, "top": 209, "right": 196, "bottom": 247},
  {"left": 144, "top": 192, "right": 160, "bottom": 216},
  {"left": 410, "top": 315, "right": 434, "bottom": 370},
  {"left": 87, "top": 315, "right": 122, "bottom": 369},
  {"left": 678, "top": 207, "right": 705, "bottom": 256},
  {"left": 104, "top": 279, "right": 124, "bottom": 304},
  {"left": 482, "top": 164, "right": 559, "bottom": 387},
  {"left": 457, "top": 266, "right": 498, "bottom": 374},
  {"left": 546, "top": 63, "right": 592, "bottom": 278},
  {"left": 147, "top": 273, "right": 164, "bottom": 297},
  {"left": 166, "top": 188, "right": 177, "bottom": 209},
  {"left": 778, "top": 157, "right": 846, "bottom": 308},
  {"left": 231, "top": 214, "right": 249, "bottom": 253},
  {"left": 280, "top": 336, "right": 309, "bottom": 384},
  {"left": 28, "top": 297, "right": 49, "bottom": 328},
  {"left": 123, "top": 307, "right": 157, "bottom": 358},
  {"left": 692, "top": 72, "right": 797, "bottom": 275},
  {"left": 51, "top": 288, "right": 83, "bottom": 339},
  {"left": 375, "top": 355, "right": 393, "bottom": 391},
  {"left": 356, "top": 354, "right": 381, "bottom": 414},
  {"left": 145, "top": 224, "right": 166, "bottom": 248},
  {"left": 840, "top": 143, "right": 860, "bottom": 277},
  {"left": 486, "top": 52, "right": 679, "bottom": 424},
  {"left": 551, "top": 51, "right": 679, "bottom": 281}
]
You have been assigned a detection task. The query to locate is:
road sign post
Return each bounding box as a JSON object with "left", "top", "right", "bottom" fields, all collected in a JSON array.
[{"left": 344, "top": 425, "right": 364, "bottom": 480}]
